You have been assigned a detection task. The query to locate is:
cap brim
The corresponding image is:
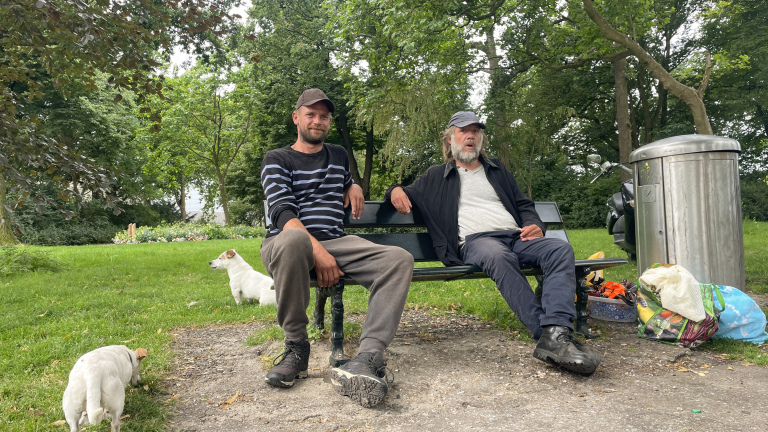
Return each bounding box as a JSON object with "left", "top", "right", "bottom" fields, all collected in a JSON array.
[
  {"left": 451, "top": 121, "right": 486, "bottom": 129},
  {"left": 301, "top": 98, "right": 336, "bottom": 113}
]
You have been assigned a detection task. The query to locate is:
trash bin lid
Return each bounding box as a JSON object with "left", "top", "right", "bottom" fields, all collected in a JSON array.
[{"left": 629, "top": 134, "right": 740, "bottom": 163}]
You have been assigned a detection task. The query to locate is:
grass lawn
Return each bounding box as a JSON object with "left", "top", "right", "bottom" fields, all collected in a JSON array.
[{"left": 1, "top": 223, "right": 767, "bottom": 431}]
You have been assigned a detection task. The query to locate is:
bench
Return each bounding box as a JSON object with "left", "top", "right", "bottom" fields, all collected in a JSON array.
[{"left": 265, "top": 200, "right": 628, "bottom": 367}]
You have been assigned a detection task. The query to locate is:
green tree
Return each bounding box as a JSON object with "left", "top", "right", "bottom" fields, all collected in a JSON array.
[
  {"left": 0, "top": 0, "right": 237, "bottom": 243},
  {"left": 161, "top": 63, "right": 261, "bottom": 225}
]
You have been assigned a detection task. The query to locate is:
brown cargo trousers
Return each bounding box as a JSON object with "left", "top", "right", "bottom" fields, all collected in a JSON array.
[{"left": 260, "top": 228, "right": 414, "bottom": 354}]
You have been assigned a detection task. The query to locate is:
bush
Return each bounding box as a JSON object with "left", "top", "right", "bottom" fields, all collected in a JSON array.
[
  {"left": 112, "top": 222, "right": 267, "bottom": 244},
  {"left": 20, "top": 220, "right": 121, "bottom": 246},
  {"left": 741, "top": 174, "right": 768, "bottom": 222},
  {"left": 14, "top": 197, "right": 181, "bottom": 246},
  {"left": 0, "top": 246, "right": 62, "bottom": 277}
]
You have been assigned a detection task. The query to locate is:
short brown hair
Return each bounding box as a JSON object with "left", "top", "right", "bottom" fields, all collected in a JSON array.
[{"left": 441, "top": 126, "right": 489, "bottom": 163}]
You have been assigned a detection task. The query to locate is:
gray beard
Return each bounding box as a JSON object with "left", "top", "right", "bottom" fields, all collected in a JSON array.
[{"left": 451, "top": 137, "right": 481, "bottom": 165}]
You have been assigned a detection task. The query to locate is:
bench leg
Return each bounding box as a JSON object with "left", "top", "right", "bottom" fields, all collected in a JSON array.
[
  {"left": 574, "top": 270, "right": 600, "bottom": 339},
  {"left": 313, "top": 286, "right": 330, "bottom": 330},
  {"left": 329, "top": 281, "right": 350, "bottom": 367}
]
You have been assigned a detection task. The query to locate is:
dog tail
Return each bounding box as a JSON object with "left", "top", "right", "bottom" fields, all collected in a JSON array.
[{"left": 84, "top": 374, "right": 104, "bottom": 425}]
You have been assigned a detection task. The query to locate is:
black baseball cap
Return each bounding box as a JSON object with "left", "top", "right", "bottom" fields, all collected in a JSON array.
[
  {"left": 448, "top": 111, "right": 486, "bottom": 129},
  {"left": 295, "top": 88, "right": 336, "bottom": 113}
]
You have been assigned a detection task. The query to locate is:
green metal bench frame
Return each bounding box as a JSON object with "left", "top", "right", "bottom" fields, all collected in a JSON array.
[{"left": 265, "top": 200, "right": 627, "bottom": 367}]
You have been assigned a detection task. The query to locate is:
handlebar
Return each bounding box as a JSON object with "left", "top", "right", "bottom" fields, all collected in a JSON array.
[{"left": 589, "top": 160, "right": 633, "bottom": 183}]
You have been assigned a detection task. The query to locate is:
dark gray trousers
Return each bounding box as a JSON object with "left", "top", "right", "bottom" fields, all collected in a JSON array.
[
  {"left": 460, "top": 230, "right": 577, "bottom": 340},
  {"left": 260, "top": 229, "right": 414, "bottom": 354}
]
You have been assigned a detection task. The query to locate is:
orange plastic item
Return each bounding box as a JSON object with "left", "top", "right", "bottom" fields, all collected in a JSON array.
[{"left": 600, "top": 281, "right": 626, "bottom": 299}]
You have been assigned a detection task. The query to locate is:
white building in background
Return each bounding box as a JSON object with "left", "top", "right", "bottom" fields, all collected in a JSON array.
[{"left": 185, "top": 188, "right": 226, "bottom": 225}]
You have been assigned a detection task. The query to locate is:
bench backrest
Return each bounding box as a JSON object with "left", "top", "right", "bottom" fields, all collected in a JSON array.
[{"left": 264, "top": 201, "right": 568, "bottom": 262}]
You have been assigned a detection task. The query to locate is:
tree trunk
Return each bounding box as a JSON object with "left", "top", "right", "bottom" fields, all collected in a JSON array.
[
  {"left": 178, "top": 172, "right": 187, "bottom": 223},
  {"left": 335, "top": 113, "right": 363, "bottom": 187},
  {"left": 217, "top": 171, "right": 230, "bottom": 225},
  {"left": 362, "top": 123, "right": 375, "bottom": 199},
  {"left": 0, "top": 173, "right": 18, "bottom": 245},
  {"left": 614, "top": 57, "right": 633, "bottom": 182},
  {"left": 582, "top": 0, "right": 713, "bottom": 134}
]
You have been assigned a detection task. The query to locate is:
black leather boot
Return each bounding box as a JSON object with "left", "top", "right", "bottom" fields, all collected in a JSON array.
[
  {"left": 265, "top": 339, "right": 311, "bottom": 387},
  {"left": 533, "top": 325, "right": 601, "bottom": 375}
]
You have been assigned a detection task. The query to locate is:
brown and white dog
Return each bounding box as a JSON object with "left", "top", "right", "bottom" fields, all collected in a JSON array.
[
  {"left": 62, "top": 345, "right": 147, "bottom": 432},
  {"left": 209, "top": 249, "right": 277, "bottom": 306}
]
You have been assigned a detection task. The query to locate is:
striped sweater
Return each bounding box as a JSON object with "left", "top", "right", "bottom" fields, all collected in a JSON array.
[{"left": 261, "top": 143, "right": 353, "bottom": 241}]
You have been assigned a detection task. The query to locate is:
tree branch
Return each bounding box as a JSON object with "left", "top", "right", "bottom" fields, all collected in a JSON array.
[
  {"left": 697, "top": 52, "right": 712, "bottom": 98},
  {"left": 581, "top": 0, "right": 712, "bottom": 134}
]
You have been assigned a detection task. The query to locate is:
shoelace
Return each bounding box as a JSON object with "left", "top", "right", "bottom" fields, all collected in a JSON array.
[
  {"left": 273, "top": 346, "right": 303, "bottom": 367},
  {"left": 556, "top": 330, "right": 584, "bottom": 348},
  {"left": 364, "top": 355, "right": 395, "bottom": 384}
]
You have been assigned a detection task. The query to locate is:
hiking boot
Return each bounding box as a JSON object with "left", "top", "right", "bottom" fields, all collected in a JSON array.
[
  {"left": 330, "top": 352, "right": 390, "bottom": 408},
  {"left": 533, "top": 325, "right": 601, "bottom": 375},
  {"left": 264, "top": 339, "right": 310, "bottom": 388}
]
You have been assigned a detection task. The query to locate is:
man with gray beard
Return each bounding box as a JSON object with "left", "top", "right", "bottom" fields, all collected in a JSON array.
[{"left": 385, "top": 111, "right": 601, "bottom": 375}]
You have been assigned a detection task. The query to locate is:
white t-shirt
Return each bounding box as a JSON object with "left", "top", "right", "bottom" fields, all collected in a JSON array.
[{"left": 457, "top": 164, "right": 520, "bottom": 247}]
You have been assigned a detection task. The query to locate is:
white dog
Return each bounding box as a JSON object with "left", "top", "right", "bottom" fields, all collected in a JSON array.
[
  {"left": 209, "top": 249, "right": 277, "bottom": 306},
  {"left": 62, "top": 345, "right": 148, "bottom": 432}
]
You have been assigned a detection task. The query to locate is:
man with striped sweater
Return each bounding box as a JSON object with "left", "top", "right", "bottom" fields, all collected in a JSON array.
[{"left": 260, "top": 89, "right": 414, "bottom": 407}]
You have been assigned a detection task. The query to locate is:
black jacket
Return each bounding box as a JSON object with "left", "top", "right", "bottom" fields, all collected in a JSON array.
[{"left": 384, "top": 156, "right": 545, "bottom": 267}]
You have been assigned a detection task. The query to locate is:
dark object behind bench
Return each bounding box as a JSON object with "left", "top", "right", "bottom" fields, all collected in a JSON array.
[{"left": 264, "top": 200, "right": 627, "bottom": 366}]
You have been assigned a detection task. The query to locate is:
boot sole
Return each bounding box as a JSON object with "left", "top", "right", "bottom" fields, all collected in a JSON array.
[
  {"left": 532, "top": 348, "right": 599, "bottom": 376},
  {"left": 264, "top": 370, "right": 308, "bottom": 388},
  {"left": 330, "top": 368, "right": 387, "bottom": 408}
]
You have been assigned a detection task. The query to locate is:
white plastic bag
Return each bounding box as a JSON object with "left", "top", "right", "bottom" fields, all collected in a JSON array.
[{"left": 638, "top": 264, "right": 706, "bottom": 322}]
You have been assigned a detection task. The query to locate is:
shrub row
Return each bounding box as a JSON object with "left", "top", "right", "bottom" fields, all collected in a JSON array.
[{"left": 112, "top": 222, "right": 267, "bottom": 244}]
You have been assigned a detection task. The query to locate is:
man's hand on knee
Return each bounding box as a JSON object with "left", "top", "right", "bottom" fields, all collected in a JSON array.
[
  {"left": 313, "top": 244, "right": 344, "bottom": 287},
  {"left": 521, "top": 225, "right": 543, "bottom": 241}
]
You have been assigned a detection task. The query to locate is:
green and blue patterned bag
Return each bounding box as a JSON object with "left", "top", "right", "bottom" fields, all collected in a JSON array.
[{"left": 637, "top": 277, "right": 724, "bottom": 348}]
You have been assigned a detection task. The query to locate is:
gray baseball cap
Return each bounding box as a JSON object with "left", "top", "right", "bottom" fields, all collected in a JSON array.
[
  {"left": 295, "top": 88, "right": 336, "bottom": 113},
  {"left": 448, "top": 111, "right": 486, "bottom": 129}
]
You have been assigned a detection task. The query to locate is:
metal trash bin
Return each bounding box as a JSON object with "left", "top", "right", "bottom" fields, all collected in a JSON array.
[{"left": 629, "top": 135, "right": 746, "bottom": 289}]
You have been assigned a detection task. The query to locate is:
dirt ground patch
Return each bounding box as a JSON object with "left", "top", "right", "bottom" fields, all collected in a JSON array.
[{"left": 162, "top": 301, "right": 768, "bottom": 432}]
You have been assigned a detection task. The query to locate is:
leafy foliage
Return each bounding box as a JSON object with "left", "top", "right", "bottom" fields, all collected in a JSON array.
[
  {"left": 112, "top": 221, "right": 266, "bottom": 244},
  {"left": 0, "top": 246, "right": 61, "bottom": 277},
  {"left": 0, "top": 0, "right": 239, "bottom": 235}
]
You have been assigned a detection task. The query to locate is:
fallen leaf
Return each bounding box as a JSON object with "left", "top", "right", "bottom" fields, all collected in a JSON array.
[
  {"left": 157, "top": 328, "right": 162, "bottom": 334},
  {"left": 169, "top": 393, "right": 180, "bottom": 401},
  {"left": 51, "top": 359, "right": 60, "bottom": 367},
  {"left": 48, "top": 420, "right": 66, "bottom": 426},
  {"left": 63, "top": 334, "right": 71, "bottom": 340},
  {"left": 404, "top": 342, "right": 411, "bottom": 345},
  {"left": 742, "top": 362, "right": 754, "bottom": 366},
  {"left": 120, "top": 414, "right": 130, "bottom": 420},
  {"left": 224, "top": 392, "right": 240, "bottom": 405},
  {"left": 697, "top": 372, "right": 706, "bottom": 376},
  {"left": 727, "top": 366, "right": 733, "bottom": 370},
  {"left": 38, "top": 311, "right": 47, "bottom": 317}
]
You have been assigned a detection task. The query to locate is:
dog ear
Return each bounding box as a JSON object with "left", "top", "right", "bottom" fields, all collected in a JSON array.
[
  {"left": 226, "top": 249, "right": 236, "bottom": 258},
  {"left": 135, "top": 348, "right": 148, "bottom": 361}
]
